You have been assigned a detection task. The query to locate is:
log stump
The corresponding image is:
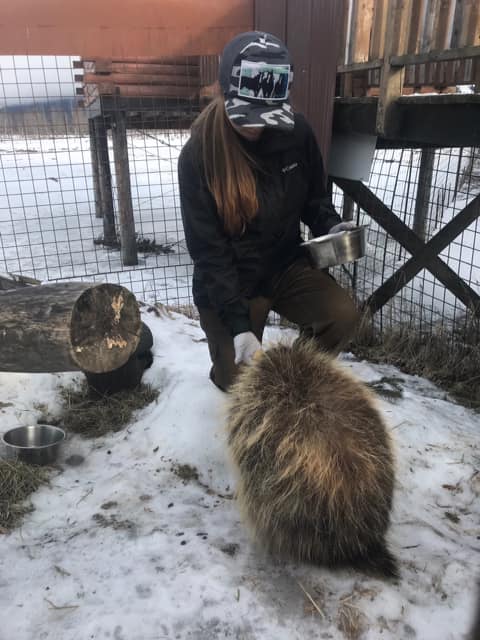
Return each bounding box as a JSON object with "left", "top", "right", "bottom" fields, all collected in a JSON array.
[{"left": 0, "top": 282, "right": 141, "bottom": 373}]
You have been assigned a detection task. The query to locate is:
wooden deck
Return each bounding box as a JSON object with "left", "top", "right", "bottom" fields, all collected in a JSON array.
[
  {"left": 337, "top": 0, "right": 480, "bottom": 142},
  {"left": 333, "top": 93, "right": 480, "bottom": 147}
]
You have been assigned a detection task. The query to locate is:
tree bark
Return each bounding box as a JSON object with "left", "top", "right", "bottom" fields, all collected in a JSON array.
[{"left": 0, "top": 282, "right": 141, "bottom": 373}]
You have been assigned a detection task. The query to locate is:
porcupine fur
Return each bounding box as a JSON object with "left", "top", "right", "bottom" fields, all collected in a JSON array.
[{"left": 226, "top": 339, "right": 398, "bottom": 578}]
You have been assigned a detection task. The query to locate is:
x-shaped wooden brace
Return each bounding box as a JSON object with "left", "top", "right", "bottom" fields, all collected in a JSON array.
[{"left": 334, "top": 178, "right": 480, "bottom": 317}]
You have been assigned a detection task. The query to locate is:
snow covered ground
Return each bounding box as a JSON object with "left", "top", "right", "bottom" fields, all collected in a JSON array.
[{"left": 1, "top": 311, "right": 479, "bottom": 640}]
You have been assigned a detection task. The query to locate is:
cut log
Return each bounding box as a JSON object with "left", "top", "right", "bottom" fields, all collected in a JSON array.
[
  {"left": 0, "top": 282, "right": 141, "bottom": 374},
  {"left": 0, "top": 273, "right": 41, "bottom": 291}
]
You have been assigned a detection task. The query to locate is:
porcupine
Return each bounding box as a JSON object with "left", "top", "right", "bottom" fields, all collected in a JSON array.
[{"left": 226, "top": 339, "right": 398, "bottom": 577}]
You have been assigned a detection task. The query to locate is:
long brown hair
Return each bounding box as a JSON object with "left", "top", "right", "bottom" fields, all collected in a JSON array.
[{"left": 192, "top": 96, "right": 258, "bottom": 236}]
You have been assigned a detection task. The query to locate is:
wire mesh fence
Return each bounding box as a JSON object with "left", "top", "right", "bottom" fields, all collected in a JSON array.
[
  {"left": 332, "top": 146, "right": 480, "bottom": 343},
  {"left": 1, "top": 54, "right": 479, "bottom": 346}
]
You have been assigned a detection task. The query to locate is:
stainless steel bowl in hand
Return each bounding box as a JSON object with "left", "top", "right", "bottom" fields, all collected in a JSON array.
[
  {"left": 2, "top": 424, "right": 65, "bottom": 465},
  {"left": 301, "top": 225, "right": 367, "bottom": 270}
]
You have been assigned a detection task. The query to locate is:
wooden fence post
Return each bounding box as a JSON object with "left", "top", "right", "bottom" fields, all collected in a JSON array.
[
  {"left": 413, "top": 147, "right": 435, "bottom": 241},
  {"left": 88, "top": 118, "right": 103, "bottom": 219},
  {"left": 111, "top": 110, "right": 138, "bottom": 266},
  {"left": 94, "top": 116, "right": 117, "bottom": 247}
]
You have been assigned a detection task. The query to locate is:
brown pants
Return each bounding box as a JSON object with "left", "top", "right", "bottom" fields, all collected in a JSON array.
[{"left": 199, "top": 259, "right": 360, "bottom": 391}]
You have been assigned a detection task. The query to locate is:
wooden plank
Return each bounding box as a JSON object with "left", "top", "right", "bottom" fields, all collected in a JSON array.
[
  {"left": 334, "top": 178, "right": 480, "bottom": 315},
  {"left": 467, "top": 1, "right": 480, "bottom": 47},
  {"left": 83, "top": 73, "right": 200, "bottom": 87},
  {"left": 421, "top": 0, "right": 441, "bottom": 51},
  {"left": 337, "top": 59, "right": 383, "bottom": 73},
  {"left": 91, "top": 84, "right": 199, "bottom": 98},
  {"left": 346, "top": 0, "right": 359, "bottom": 64},
  {"left": 340, "top": 73, "right": 353, "bottom": 97},
  {"left": 376, "top": 0, "right": 408, "bottom": 137},
  {"left": 111, "top": 110, "right": 138, "bottom": 266},
  {"left": 0, "top": 0, "right": 254, "bottom": 56},
  {"left": 286, "top": 0, "right": 313, "bottom": 117},
  {"left": 199, "top": 56, "right": 219, "bottom": 86},
  {"left": 342, "top": 193, "right": 355, "bottom": 221},
  {"left": 407, "top": 0, "right": 428, "bottom": 53},
  {"left": 450, "top": 0, "right": 465, "bottom": 48},
  {"left": 391, "top": 44, "right": 480, "bottom": 66},
  {"left": 92, "top": 59, "right": 113, "bottom": 73},
  {"left": 369, "top": 0, "right": 388, "bottom": 59},
  {"left": 392, "top": 0, "right": 414, "bottom": 56},
  {"left": 339, "top": 0, "right": 351, "bottom": 65},
  {"left": 106, "top": 62, "right": 200, "bottom": 76},
  {"left": 254, "top": 0, "right": 287, "bottom": 40},
  {"left": 432, "top": 0, "right": 454, "bottom": 50},
  {"left": 460, "top": 0, "right": 480, "bottom": 48},
  {"left": 309, "top": 0, "right": 347, "bottom": 164},
  {"left": 475, "top": 58, "right": 480, "bottom": 92},
  {"left": 0, "top": 273, "right": 40, "bottom": 290},
  {"left": 352, "top": 0, "right": 375, "bottom": 63},
  {"left": 96, "top": 95, "right": 198, "bottom": 112},
  {"left": 108, "top": 56, "right": 200, "bottom": 65}
]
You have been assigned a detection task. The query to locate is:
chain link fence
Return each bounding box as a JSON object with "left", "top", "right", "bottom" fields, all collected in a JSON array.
[{"left": 1, "top": 55, "right": 479, "bottom": 347}]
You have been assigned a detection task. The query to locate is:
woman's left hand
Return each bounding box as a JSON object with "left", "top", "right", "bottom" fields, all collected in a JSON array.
[
  {"left": 233, "top": 332, "right": 262, "bottom": 366},
  {"left": 329, "top": 222, "right": 356, "bottom": 234}
]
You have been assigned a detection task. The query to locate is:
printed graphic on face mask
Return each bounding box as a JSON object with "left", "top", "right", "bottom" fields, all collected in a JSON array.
[{"left": 238, "top": 61, "right": 290, "bottom": 101}]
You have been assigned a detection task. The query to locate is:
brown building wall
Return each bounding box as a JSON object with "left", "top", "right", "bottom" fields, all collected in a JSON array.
[
  {"left": 0, "top": 0, "right": 342, "bottom": 165},
  {"left": 0, "top": 0, "right": 254, "bottom": 57},
  {"left": 255, "top": 0, "right": 345, "bottom": 167}
]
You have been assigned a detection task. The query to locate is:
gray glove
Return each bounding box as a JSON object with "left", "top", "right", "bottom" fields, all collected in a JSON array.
[
  {"left": 233, "top": 331, "right": 262, "bottom": 365},
  {"left": 329, "top": 221, "right": 356, "bottom": 234}
]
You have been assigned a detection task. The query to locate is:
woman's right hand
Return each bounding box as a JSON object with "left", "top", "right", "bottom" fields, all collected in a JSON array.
[{"left": 233, "top": 332, "right": 262, "bottom": 365}]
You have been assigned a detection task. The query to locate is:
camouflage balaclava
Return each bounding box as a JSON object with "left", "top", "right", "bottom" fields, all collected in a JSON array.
[{"left": 219, "top": 31, "right": 294, "bottom": 131}]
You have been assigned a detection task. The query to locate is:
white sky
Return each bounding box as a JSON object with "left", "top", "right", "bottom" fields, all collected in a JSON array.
[{"left": 0, "top": 56, "right": 78, "bottom": 105}]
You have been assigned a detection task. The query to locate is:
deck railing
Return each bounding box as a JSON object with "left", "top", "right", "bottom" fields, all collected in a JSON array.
[{"left": 337, "top": 0, "right": 480, "bottom": 133}]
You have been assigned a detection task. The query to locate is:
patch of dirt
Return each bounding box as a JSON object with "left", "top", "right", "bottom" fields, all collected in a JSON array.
[
  {"left": 92, "top": 512, "right": 136, "bottom": 533},
  {"left": 170, "top": 462, "right": 234, "bottom": 500},
  {"left": 367, "top": 376, "right": 404, "bottom": 401},
  {"left": 65, "top": 455, "right": 85, "bottom": 467},
  {"left": 171, "top": 463, "right": 199, "bottom": 483},
  {"left": 220, "top": 543, "right": 240, "bottom": 557},
  {"left": 101, "top": 501, "right": 118, "bottom": 510},
  {"left": 444, "top": 511, "right": 460, "bottom": 524}
]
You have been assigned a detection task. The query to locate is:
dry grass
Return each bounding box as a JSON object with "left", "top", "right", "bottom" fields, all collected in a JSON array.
[
  {"left": 165, "top": 304, "right": 199, "bottom": 320},
  {"left": 57, "top": 381, "right": 159, "bottom": 438},
  {"left": 337, "top": 599, "right": 367, "bottom": 640},
  {"left": 0, "top": 460, "right": 50, "bottom": 531},
  {"left": 352, "top": 313, "right": 480, "bottom": 411}
]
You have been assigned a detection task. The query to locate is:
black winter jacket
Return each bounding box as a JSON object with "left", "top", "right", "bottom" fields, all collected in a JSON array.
[{"left": 178, "top": 112, "right": 341, "bottom": 336}]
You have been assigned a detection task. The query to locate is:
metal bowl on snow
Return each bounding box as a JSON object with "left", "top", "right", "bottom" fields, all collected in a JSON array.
[
  {"left": 2, "top": 425, "right": 65, "bottom": 465},
  {"left": 301, "top": 225, "right": 367, "bottom": 270}
]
